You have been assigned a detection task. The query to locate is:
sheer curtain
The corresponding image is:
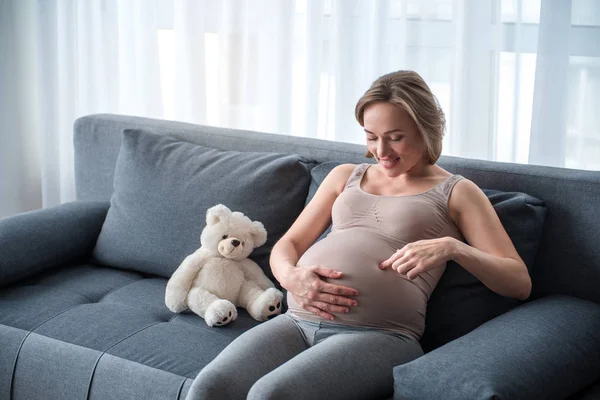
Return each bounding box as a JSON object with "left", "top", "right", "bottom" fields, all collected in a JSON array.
[{"left": 1, "top": 0, "right": 599, "bottom": 218}]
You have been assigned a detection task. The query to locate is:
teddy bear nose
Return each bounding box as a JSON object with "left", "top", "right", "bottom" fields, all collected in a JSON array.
[{"left": 231, "top": 239, "right": 241, "bottom": 247}]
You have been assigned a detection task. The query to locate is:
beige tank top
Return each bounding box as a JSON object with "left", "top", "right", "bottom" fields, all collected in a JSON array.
[{"left": 286, "top": 163, "right": 465, "bottom": 340}]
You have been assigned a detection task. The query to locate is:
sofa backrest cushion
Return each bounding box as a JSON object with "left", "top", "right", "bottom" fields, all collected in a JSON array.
[
  {"left": 92, "top": 129, "right": 313, "bottom": 279},
  {"left": 75, "top": 114, "right": 600, "bottom": 305},
  {"left": 305, "top": 161, "right": 547, "bottom": 352}
]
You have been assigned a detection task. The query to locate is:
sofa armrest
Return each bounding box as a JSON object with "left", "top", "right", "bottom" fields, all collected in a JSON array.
[
  {"left": 0, "top": 201, "right": 110, "bottom": 287},
  {"left": 393, "top": 295, "right": 600, "bottom": 400}
]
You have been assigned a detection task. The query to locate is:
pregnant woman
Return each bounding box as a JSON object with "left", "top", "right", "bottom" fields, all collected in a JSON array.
[{"left": 186, "top": 70, "right": 531, "bottom": 400}]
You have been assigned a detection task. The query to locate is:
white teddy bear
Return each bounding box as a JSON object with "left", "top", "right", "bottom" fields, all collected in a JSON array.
[{"left": 165, "top": 204, "right": 283, "bottom": 327}]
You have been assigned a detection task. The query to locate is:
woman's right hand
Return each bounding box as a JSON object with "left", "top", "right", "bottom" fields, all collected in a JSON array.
[{"left": 283, "top": 265, "right": 359, "bottom": 321}]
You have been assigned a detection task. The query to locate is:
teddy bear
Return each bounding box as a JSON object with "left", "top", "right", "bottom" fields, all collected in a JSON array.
[{"left": 165, "top": 204, "right": 283, "bottom": 327}]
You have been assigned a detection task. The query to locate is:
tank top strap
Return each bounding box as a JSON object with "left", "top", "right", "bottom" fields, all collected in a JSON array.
[
  {"left": 437, "top": 174, "right": 465, "bottom": 201},
  {"left": 343, "top": 163, "right": 370, "bottom": 190}
]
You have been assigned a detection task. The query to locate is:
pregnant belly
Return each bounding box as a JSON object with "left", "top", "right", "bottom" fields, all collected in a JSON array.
[{"left": 287, "top": 229, "right": 431, "bottom": 338}]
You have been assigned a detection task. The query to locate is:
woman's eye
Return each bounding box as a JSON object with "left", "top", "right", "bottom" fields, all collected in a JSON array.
[
  {"left": 367, "top": 137, "right": 377, "bottom": 141},
  {"left": 222, "top": 235, "right": 228, "bottom": 239},
  {"left": 390, "top": 136, "right": 403, "bottom": 142}
]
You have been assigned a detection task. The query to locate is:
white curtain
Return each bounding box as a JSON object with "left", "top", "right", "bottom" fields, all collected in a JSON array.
[{"left": 1, "top": 0, "right": 599, "bottom": 218}]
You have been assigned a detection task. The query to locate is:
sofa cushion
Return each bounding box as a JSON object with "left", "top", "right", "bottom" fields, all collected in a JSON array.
[
  {"left": 305, "top": 161, "right": 547, "bottom": 351},
  {"left": 93, "top": 128, "right": 313, "bottom": 279},
  {"left": 0, "top": 264, "right": 261, "bottom": 375},
  {"left": 0, "top": 263, "right": 253, "bottom": 399},
  {"left": 394, "top": 295, "right": 600, "bottom": 400}
]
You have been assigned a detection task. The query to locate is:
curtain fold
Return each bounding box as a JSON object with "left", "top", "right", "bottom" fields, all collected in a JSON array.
[
  {"left": 1, "top": 0, "right": 42, "bottom": 216},
  {"left": 529, "top": 0, "right": 571, "bottom": 167},
  {"left": 173, "top": 0, "right": 207, "bottom": 124},
  {"left": 1, "top": 0, "right": 599, "bottom": 218}
]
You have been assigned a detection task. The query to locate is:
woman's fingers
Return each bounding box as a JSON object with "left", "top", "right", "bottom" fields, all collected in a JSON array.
[
  {"left": 301, "top": 299, "right": 349, "bottom": 320},
  {"left": 392, "top": 255, "right": 412, "bottom": 274},
  {"left": 311, "top": 266, "right": 359, "bottom": 299},
  {"left": 290, "top": 266, "right": 360, "bottom": 319},
  {"left": 379, "top": 248, "right": 404, "bottom": 270},
  {"left": 311, "top": 300, "right": 350, "bottom": 314},
  {"left": 379, "top": 252, "right": 420, "bottom": 280},
  {"left": 312, "top": 266, "right": 344, "bottom": 279},
  {"left": 320, "top": 281, "right": 359, "bottom": 296},
  {"left": 303, "top": 281, "right": 357, "bottom": 308},
  {"left": 304, "top": 305, "right": 335, "bottom": 321},
  {"left": 315, "top": 291, "right": 357, "bottom": 308}
]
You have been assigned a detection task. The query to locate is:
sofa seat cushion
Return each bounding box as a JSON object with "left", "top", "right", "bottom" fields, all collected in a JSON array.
[
  {"left": 0, "top": 263, "right": 261, "bottom": 399},
  {"left": 393, "top": 295, "right": 600, "bottom": 400},
  {"left": 0, "top": 264, "right": 142, "bottom": 331},
  {"left": 93, "top": 128, "right": 313, "bottom": 280},
  {"left": 6, "top": 330, "right": 195, "bottom": 400}
]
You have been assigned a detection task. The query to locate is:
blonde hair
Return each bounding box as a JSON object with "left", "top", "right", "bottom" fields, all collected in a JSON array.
[{"left": 355, "top": 70, "right": 445, "bottom": 164}]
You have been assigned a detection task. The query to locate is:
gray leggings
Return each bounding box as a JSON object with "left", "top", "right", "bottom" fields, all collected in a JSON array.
[{"left": 186, "top": 313, "right": 423, "bottom": 400}]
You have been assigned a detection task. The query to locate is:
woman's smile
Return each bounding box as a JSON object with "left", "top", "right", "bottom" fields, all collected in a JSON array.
[{"left": 378, "top": 156, "right": 400, "bottom": 168}]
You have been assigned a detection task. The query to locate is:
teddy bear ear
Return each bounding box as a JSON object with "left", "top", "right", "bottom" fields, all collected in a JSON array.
[
  {"left": 250, "top": 221, "right": 267, "bottom": 247},
  {"left": 206, "top": 204, "right": 231, "bottom": 226}
]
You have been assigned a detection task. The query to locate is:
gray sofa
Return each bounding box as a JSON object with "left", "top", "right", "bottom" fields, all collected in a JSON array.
[{"left": 2, "top": 113, "right": 600, "bottom": 400}]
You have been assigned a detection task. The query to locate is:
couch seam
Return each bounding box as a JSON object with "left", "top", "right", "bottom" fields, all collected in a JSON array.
[
  {"left": 30, "top": 303, "right": 90, "bottom": 333},
  {"left": 176, "top": 377, "right": 188, "bottom": 400},
  {"left": 7, "top": 293, "right": 185, "bottom": 397},
  {"left": 166, "top": 312, "right": 244, "bottom": 341},
  {"left": 7, "top": 323, "right": 189, "bottom": 400},
  {"left": 83, "top": 321, "right": 164, "bottom": 399},
  {"left": 96, "top": 277, "right": 148, "bottom": 303},
  {"left": 85, "top": 353, "right": 104, "bottom": 400},
  {"left": 9, "top": 330, "right": 31, "bottom": 400},
  {"left": 8, "top": 303, "right": 88, "bottom": 399},
  {"left": 99, "top": 320, "right": 216, "bottom": 379},
  {"left": 24, "top": 282, "right": 96, "bottom": 302},
  {"left": 172, "top": 318, "right": 241, "bottom": 341}
]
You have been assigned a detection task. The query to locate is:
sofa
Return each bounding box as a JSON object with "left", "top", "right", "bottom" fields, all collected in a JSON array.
[{"left": 1, "top": 113, "right": 600, "bottom": 400}]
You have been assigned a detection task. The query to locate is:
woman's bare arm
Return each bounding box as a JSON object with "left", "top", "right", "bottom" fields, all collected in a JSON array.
[
  {"left": 270, "top": 164, "right": 360, "bottom": 320},
  {"left": 448, "top": 179, "right": 532, "bottom": 300}
]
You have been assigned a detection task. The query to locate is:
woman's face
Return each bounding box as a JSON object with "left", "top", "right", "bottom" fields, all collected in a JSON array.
[{"left": 363, "top": 102, "right": 427, "bottom": 177}]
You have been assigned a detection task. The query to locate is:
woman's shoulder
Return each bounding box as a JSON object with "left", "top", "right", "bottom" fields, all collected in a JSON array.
[
  {"left": 451, "top": 176, "right": 481, "bottom": 196},
  {"left": 326, "top": 163, "right": 359, "bottom": 179},
  {"left": 323, "top": 163, "right": 360, "bottom": 194},
  {"left": 448, "top": 177, "right": 489, "bottom": 215}
]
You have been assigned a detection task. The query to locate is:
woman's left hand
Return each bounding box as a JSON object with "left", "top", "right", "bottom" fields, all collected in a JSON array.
[{"left": 379, "top": 237, "right": 459, "bottom": 279}]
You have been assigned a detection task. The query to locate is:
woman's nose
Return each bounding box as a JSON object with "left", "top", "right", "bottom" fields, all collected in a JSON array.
[{"left": 377, "top": 141, "right": 390, "bottom": 157}]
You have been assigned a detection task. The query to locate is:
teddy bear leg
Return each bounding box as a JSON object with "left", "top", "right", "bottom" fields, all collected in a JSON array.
[
  {"left": 238, "top": 281, "right": 283, "bottom": 322},
  {"left": 187, "top": 287, "right": 238, "bottom": 327}
]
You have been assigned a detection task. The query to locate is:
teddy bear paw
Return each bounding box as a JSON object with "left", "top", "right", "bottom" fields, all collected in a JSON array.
[
  {"left": 249, "top": 287, "right": 284, "bottom": 322},
  {"left": 205, "top": 299, "right": 238, "bottom": 327}
]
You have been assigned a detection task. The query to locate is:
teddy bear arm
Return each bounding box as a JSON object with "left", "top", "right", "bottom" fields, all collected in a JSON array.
[
  {"left": 240, "top": 258, "right": 275, "bottom": 290},
  {"left": 165, "top": 251, "right": 206, "bottom": 313}
]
